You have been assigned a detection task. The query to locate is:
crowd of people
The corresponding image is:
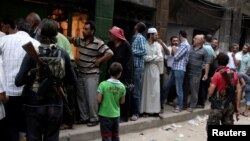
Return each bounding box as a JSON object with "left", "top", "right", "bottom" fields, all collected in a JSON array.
[{"left": 0, "top": 11, "right": 250, "bottom": 141}]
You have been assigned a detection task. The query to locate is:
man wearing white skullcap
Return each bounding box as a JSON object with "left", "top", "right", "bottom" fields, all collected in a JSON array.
[{"left": 140, "top": 27, "right": 163, "bottom": 116}]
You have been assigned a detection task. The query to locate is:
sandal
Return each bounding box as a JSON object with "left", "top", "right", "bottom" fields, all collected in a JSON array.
[{"left": 241, "top": 112, "right": 249, "bottom": 117}]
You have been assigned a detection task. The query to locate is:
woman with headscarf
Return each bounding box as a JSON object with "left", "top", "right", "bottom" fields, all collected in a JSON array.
[{"left": 107, "top": 26, "right": 134, "bottom": 122}]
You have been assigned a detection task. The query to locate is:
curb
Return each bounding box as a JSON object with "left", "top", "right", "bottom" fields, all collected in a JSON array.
[{"left": 59, "top": 106, "right": 211, "bottom": 141}]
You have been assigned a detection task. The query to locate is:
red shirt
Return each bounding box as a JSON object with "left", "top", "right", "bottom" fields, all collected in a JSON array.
[{"left": 211, "top": 66, "right": 239, "bottom": 92}]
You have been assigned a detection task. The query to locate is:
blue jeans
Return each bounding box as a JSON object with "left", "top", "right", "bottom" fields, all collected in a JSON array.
[
  {"left": 133, "top": 67, "right": 144, "bottom": 115},
  {"left": 161, "top": 70, "right": 175, "bottom": 107},
  {"left": 25, "top": 105, "right": 63, "bottom": 141},
  {"left": 173, "top": 70, "right": 185, "bottom": 109}
]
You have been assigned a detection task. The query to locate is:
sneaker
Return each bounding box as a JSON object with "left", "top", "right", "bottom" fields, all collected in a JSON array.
[
  {"left": 186, "top": 107, "right": 194, "bottom": 112},
  {"left": 172, "top": 107, "right": 181, "bottom": 113},
  {"left": 196, "top": 105, "right": 205, "bottom": 109},
  {"left": 87, "top": 121, "right": 99, "bottom": 127},
  {"left": 130, "top": 115, "right": 139, "bottom": 121}
]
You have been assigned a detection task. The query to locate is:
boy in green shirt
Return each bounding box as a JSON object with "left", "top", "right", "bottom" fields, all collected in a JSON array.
[{"left": 97, "top": 62, "right": 126, "bottom": 141}]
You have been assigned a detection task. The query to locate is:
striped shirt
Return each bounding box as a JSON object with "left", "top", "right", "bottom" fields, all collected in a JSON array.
[
  {"left": 131, "top": 33, "right": 147, "bottom": 68},
  {"left": 75, "top": 37, "right": 113, "bottom": 76},
  {"left": 172, "top": 39, "right": 190, "bottom": 71},
  {"left": 186, "top": 46, "right": 210, "bottom": 77},
  {"left": 0, "top": 31, "right": 40, "bottom": 96}
]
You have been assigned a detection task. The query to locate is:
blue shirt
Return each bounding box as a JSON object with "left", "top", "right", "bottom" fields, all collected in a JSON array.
[
  {"left": 131, "top": 33, "right": 147, "bottom": 68},
  {"left": 172, "top": 39, "right": 190, "bottom": 71}
]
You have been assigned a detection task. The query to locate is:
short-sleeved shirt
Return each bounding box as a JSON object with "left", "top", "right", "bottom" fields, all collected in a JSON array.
[
  {"left": 211, "top": 66, "right": 239, "bottom": 92},
  {"left": 75, "top": 37, "right": 113, "bottom": 76},
  {"left": 186, "top": 46, "right": 211, "bottom": 76},
  {"left": 97, "top": 79, "right": 126, "bottom": 118}
]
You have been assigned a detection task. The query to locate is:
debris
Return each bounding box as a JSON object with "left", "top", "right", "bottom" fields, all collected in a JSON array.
[
  {"left": 174, "top": 138, "right": 183, "bottom": 141},
  {"left": 162, "top": 125, "right": 176, "bottom": 131},
  {"left": 179, "top": 133, "right": 184, "bottom": 138},
  {"left": 139, "top": 132, "right": 144, "bottom": 135},
  {"left": 187, "top": 119, "right": 199, "bottom": 126},
  {"left": 172, "top": 123, "right": 182, "bottom": 128}
]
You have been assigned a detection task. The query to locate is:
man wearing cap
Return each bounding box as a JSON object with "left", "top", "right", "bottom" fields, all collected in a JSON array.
[
  {"left": 140, "top": 28, "right": 163, "bottom": 115},
  {"left": 107, "top": 26, "right": 134, "bottom": 122},
  {"left": 130, "top": 22, "right": 147, "bottom": 121}
]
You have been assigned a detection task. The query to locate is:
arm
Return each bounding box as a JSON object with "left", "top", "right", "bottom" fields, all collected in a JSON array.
[
  {"left": 239, "top": 78, "right": 245, "bottom": 100},
  {"left": 120, "top": 96, "right": 125, "bottom": 104},
  {"left": 96, "top": 51, "right": 113, "bottom": 67},
  {"left": 203, "top": 64, "right": 210, "bottom": 80},
  {"left": 96, "top": 44, "right": 114, "bottom": 66},
  {"left": 96, "top": 93, "right": 103, "bottom": 104},
  {"left": 174, "top": 45, "right": 188, "bottom": 61},
  {"left": 0, "top": 82, "right": 7, "bottom": 103},
  {"left": 233, "top": 53, "right": 240, "bottom": 68},
  {"left": 144, "top": 44, "right": 163, "bottom": 62},
  {"left": 208, "top": 83, "right": 216, "bottom": 97},
  {"left": 157, "top": 39, "right": 170, "bottom": 55},
  {"left": 235, "top": 81, "right": 242, "bottom": 115}
]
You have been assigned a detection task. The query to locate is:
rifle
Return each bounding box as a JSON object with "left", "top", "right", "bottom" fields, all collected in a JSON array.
[{"left": 22, "top": 42, "right": 64, "bottom": 97}]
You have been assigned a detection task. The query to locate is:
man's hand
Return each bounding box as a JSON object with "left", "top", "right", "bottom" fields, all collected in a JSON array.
[
  {"left": 202, "top": 74, "right": 208, "bottom": 81},
  {"left": 95, "top": 59, "right": 101, "bottom": 67}
]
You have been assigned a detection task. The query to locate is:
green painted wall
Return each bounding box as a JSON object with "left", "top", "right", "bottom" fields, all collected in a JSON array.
[
  {"left": 95, "top": 0, "right": 114, "bottom": 42},
  {"left": 95, "top": 0, "right": 115, "bottom": 81}
]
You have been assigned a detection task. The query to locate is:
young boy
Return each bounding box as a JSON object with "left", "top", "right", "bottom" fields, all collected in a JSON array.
[{"left": 97, "top": 62, "right": 126, "bottom": 141}]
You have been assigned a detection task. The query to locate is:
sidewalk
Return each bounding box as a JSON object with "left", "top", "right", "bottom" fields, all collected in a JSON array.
[{"left": 59, "top": 103, "right": 212, "bottom": 141}]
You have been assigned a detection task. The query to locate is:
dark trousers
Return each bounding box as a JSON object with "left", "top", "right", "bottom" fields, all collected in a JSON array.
[
  {"left": 99, "top": 116, "right": 119, "bottom": 141},
  {"left": 62, "top": 84, "right": 77, "bottom": 126},
  {"left": 198, "top": 69, "right": 210, "bottom": 106},
  {"left": 4, "top": 96, "right": 26, "bottom": 141},
  {"left": 120, "top": 89, "right": 131, "bottom": 122},
  {"left": 0, "top": 118, "right": 7, "bottom": 141},
  {"left": 25, "top": 105, "right": 63, "bottom": 141}
]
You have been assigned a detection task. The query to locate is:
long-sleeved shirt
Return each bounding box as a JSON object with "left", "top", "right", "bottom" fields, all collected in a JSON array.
[
  {"left": 131, "top": 33, "right": 147, "bottom": 68},
  {"left": 172, "top": 39, "right": 190, "bottom": 71},
  {"left": 0, "top": 31, "right": 40, "bottom": 96}
]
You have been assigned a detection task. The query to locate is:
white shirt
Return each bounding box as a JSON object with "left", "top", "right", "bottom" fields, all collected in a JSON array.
[
  {"left": 227, "top": 52, "right": 242, "bottom": 69},
  {"left": 0, "top": 31, "right": 40, "bottom": 96}
]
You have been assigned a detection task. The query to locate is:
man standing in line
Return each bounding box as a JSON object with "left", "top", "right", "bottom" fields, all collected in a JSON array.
[
  {"left": 0, "top": 18, "right": 40, "bottom": 141},
  {"left": 73, "top": 21, "right": 113, "bottom": 127},
  {"left": 171, "top": 30, "right": 190, "bottom": 113},
  {"left": 130, "top": 22, "right": 147, "bottom": 121},
  {"left": 184, "top": 34, "right": 211, "bottom": 112}
]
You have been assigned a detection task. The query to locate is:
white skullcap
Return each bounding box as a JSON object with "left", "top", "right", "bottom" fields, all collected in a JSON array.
[{"left": 147, "top": 28, "right": 157, "bottom": 34}]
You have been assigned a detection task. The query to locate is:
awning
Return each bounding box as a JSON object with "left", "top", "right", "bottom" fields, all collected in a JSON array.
[{"left": 169, "top": 0, "right": 225, "bottom": 33}]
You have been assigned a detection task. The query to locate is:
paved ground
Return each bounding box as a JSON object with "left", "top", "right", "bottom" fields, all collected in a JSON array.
[
  {"left": 114, "top": 114, "right": 250, "bottom": 141},
  {"left": 59, "top": 102, "right": 212, "bottom": 141}
]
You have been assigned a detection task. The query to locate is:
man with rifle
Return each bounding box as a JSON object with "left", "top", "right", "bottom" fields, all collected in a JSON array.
[
  {"left": 15, "top": 19, "right": 77, "bottom": 141},
  {"left": 207, "top": 52, "right": 241, "bottom": 127}
]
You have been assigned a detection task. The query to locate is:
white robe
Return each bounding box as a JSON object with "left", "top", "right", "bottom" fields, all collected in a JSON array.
[{"left": 140, "top": 42, "right": 163, "bottom": 114}]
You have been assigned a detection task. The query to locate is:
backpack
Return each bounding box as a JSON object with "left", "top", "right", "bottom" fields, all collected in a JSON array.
[
  {"left": 210, "top": 69, "right": 236, "bottom": 110},
  {"left": 31, "top": 44, "right": 65, "bottom": 99}
]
